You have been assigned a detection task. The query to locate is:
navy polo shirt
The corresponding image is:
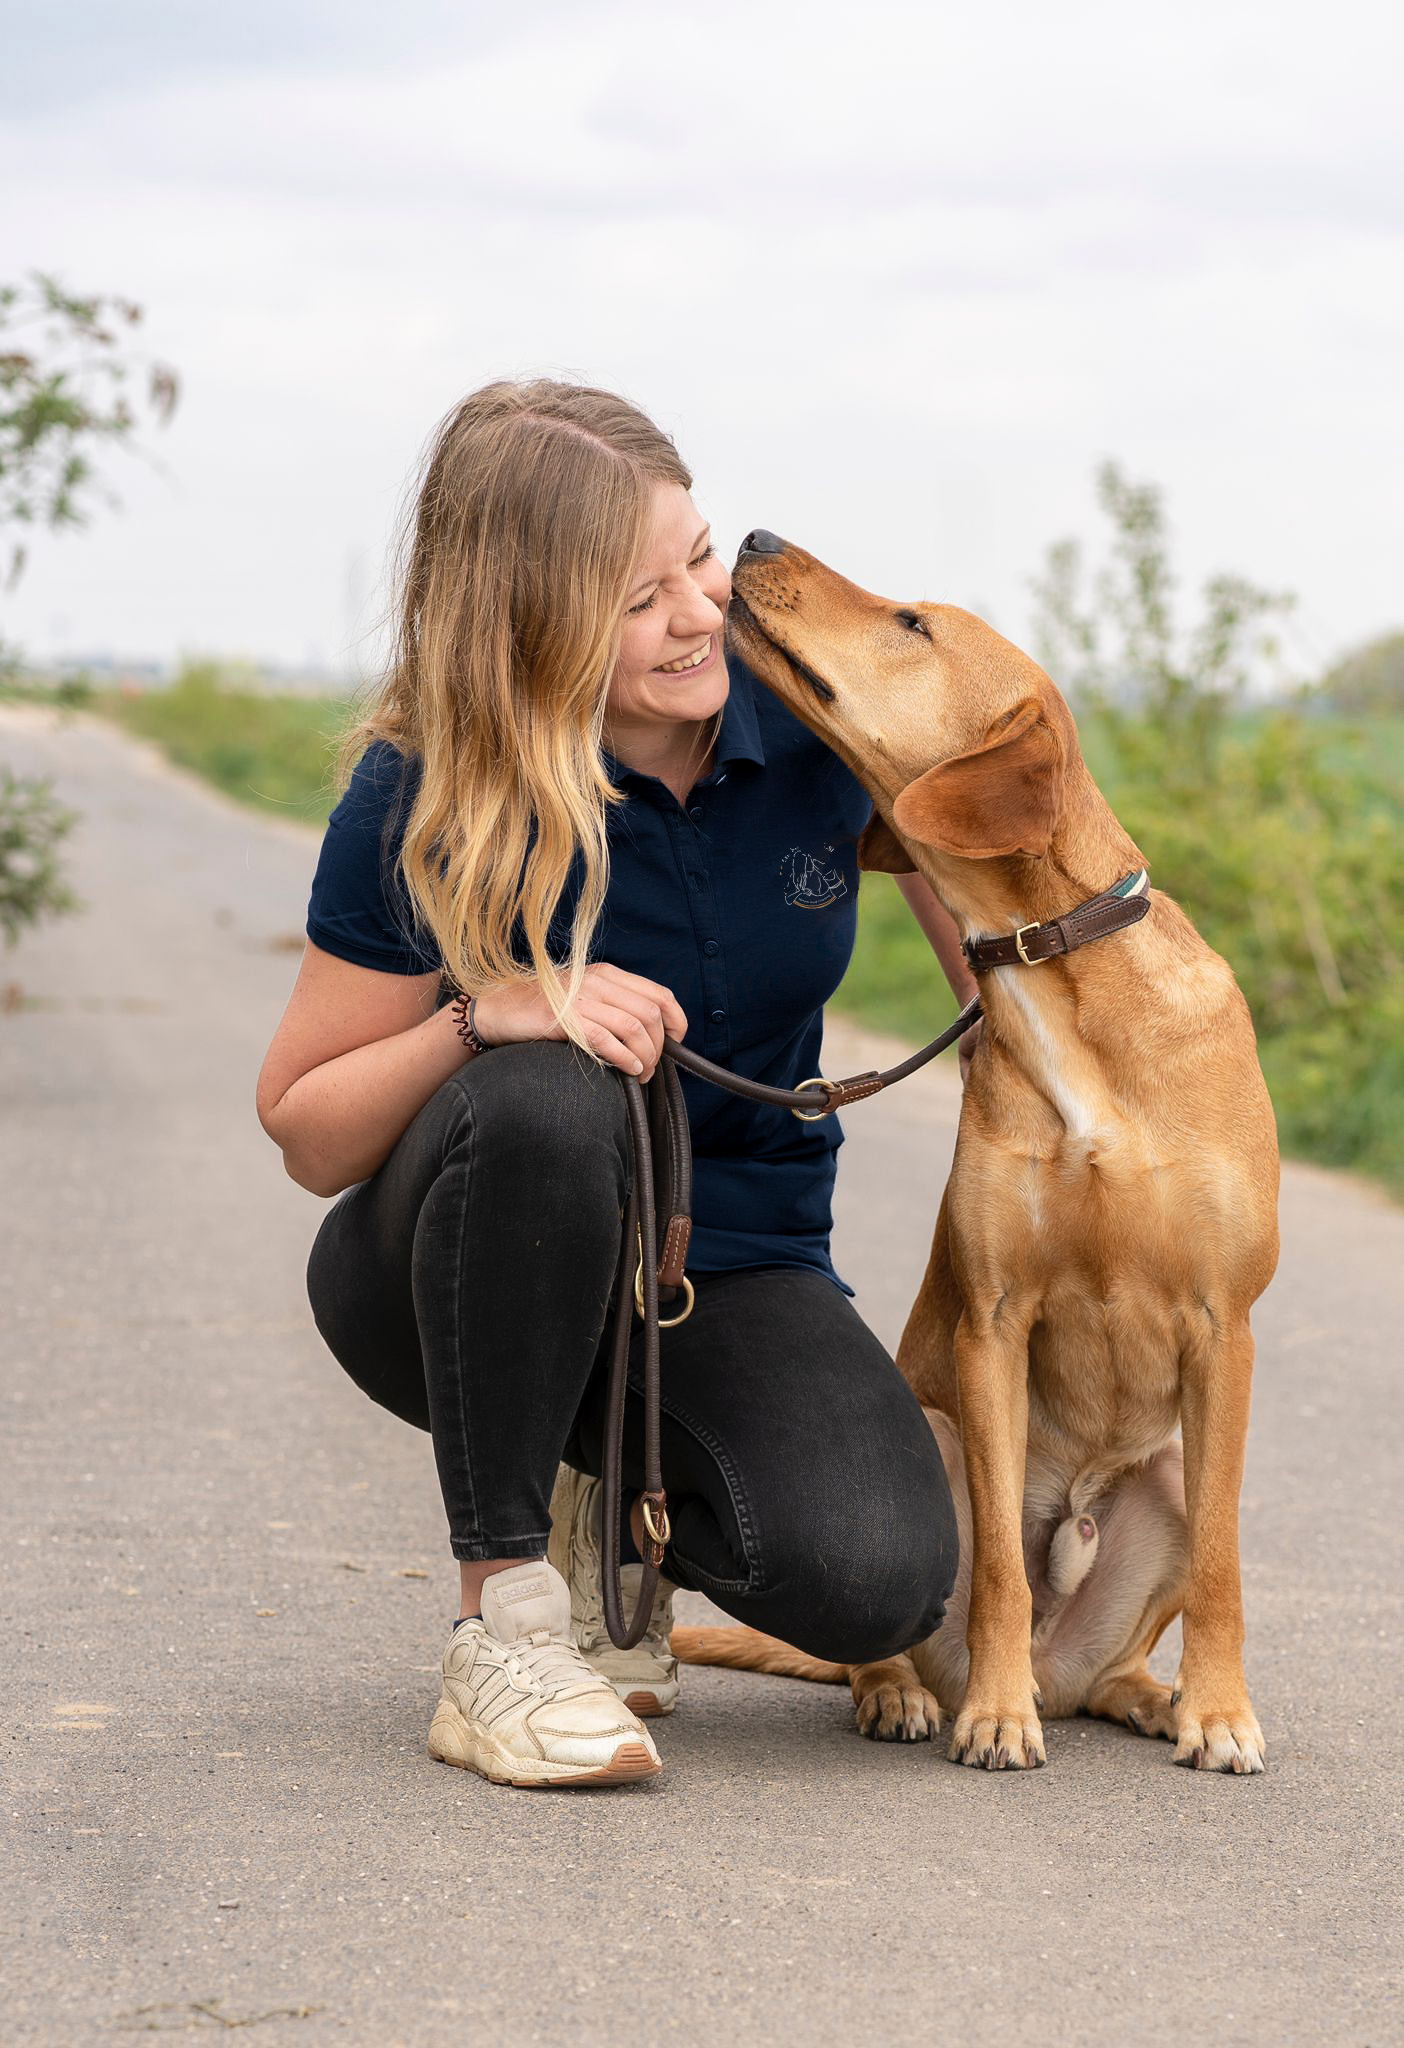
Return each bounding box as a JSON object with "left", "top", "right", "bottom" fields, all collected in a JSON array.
[{"left": 305, "top": 654, "right": 875, "bottom": 1294}]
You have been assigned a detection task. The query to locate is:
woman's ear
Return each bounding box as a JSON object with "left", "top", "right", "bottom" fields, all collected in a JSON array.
[
  {"left": 891, "top": 697, "right": 1066, "bottom": 860},
  {"left": 857, "top": 808, "right": 917, "bottom": 873}
]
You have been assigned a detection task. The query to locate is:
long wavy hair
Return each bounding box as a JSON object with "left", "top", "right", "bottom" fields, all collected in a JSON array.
[{"left": 331, "top": 379, "right": 720, "bottom": 1053}]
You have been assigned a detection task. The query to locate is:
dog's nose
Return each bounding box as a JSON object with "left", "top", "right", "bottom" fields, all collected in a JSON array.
[{"left": 738, "top": 528, "right": 785, "bottom": 558}]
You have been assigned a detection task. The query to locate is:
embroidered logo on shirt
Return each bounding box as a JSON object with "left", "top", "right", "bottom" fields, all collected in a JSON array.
[{"left": 782, "top": 845, "right": 849, "bottom": 909}]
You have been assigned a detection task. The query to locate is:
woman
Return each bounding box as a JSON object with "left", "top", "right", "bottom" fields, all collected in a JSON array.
[{"left": 256, "top": 378, "right": 975, "bottom": 1790}]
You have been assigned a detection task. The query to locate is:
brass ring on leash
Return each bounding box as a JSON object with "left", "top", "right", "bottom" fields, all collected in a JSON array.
[
  {"left": 634, "top": 1230, "right": 695, "bottom": 1326},
  {"left": 791, "top": 1076, "right": 842, "bottom": 1121},
  {"left": 640, "top": 1497, "right": 672, "bottom": 1548}
]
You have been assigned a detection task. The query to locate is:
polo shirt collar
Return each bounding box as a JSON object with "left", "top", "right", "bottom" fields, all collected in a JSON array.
[{"left": 601, "top": 652, "right": 767, "bottom": 787}]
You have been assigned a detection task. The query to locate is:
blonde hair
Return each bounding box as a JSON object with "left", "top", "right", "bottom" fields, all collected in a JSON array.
[{"left": 332, "top": 378, "right": 719, "bottom": 1054}]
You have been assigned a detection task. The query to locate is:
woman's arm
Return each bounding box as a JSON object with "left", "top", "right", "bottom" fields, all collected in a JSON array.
[
  {"left": 257, "top": 944, "right": 690, "bottom": 1199},
  {"left": 257, "top": 946, "right": 471, "bottom": 1198},
  {"left": 892, "top": 871, "right": 983, "bottom": 1083},
  {"left": 892, "top": 872, "right": 979, "bottom": 1008}
]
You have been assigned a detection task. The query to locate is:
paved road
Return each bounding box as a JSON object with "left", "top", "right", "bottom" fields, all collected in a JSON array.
[{"left": 3, "top": 701, "right": 1399, "bottom": 2048}]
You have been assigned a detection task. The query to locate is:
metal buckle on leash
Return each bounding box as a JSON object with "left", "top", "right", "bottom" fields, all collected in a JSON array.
[
  {"left": 1014, "top": 921, "right": 1044, "bottom": 965},
  {"left": 640, "top": 1497, "right": 671, "bottom": 1548},
  {"left": 634, "top": 1227, "right": 695, "bottom": 1327},
  {"left": 791, "top": 1076, "right": 842, "bottom": 1121}
]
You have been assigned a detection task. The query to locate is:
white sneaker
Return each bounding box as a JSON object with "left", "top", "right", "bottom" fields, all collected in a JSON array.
[
  {"left": 548, "top": 1464, "right": 680, "bottom": 1717},
  {"left": 427, "top": 1559, "right": 661, "bottom": 1788}
]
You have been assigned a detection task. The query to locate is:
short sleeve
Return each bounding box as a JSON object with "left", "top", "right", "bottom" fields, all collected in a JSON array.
[{"left": 305, "top": 741, "right": 444, "bottom": 976}]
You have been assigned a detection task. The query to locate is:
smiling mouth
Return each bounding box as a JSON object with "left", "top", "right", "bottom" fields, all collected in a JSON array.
[
  {"left": 654, "top": 634, "right": 714, "bottom": 675},
  {"left": 727, "top": 595, "right": 836, "bottom": 703}
]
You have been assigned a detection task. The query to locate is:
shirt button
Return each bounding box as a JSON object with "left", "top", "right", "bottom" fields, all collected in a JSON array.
[
  {"left": 688, "top": 805, "right": 704, "bottom": 821},
  {"left": 703, "top": 939, "right": 720, "bottom": 956},
  {"left": 709, "top": 1008, "right": 726, "bottom": 1025}
]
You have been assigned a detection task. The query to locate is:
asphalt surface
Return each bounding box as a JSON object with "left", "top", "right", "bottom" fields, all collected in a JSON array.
[{"left": 3, "top": 700, "right": 1400, "bottom": 2048}]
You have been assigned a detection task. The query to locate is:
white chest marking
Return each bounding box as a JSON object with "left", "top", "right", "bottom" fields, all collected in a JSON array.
[{"left": 995, "top": 966, "right": 1100, "bottom": 1142}]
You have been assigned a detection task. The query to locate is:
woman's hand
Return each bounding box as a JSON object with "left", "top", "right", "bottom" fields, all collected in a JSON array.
[
  {"left": 958, "top": 1016, "right": 984, "bottom": 1088},
  {"left": 472, "top": 963, "right": 687, "bottom": 1081}
]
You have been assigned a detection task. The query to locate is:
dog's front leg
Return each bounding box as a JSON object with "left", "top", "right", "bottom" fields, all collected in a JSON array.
[
  {"left": 948, "top": 1314, "right": 1045, "bottom": 1770},
  {"left": 1174, "top": 1318, "right": 1265, "bottom": 1773}
]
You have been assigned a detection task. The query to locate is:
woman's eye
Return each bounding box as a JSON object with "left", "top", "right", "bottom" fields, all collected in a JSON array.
[
  {"left": 626, "top": 545, "right": 714, "bottom": 617},
  {"left": 896, "top": 608, "right": 929, "bottom": 637}
]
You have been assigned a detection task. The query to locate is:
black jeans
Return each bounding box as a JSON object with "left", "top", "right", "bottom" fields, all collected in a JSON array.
[{"left": 305, "top": 1039, "right": 957, "bottom": 1664}]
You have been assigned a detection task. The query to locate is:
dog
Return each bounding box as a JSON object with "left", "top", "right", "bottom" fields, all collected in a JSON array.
[{"left": 674, "top": 534, "right": 1279, "bottom": 1774}]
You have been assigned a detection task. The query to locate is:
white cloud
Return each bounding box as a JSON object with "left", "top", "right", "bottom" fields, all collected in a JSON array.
[{"left": 2, "top": 0, "right": 1400, "bottom": 676}]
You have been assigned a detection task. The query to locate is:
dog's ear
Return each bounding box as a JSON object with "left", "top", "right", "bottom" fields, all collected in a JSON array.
[
  {"left": 891, "top": 697, "right": 1065, "bottom": 860},
  {"left": 857, "top": 807, "right": 917, "bottom": 874}
]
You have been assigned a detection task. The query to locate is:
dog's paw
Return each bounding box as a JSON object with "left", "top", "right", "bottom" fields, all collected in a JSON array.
[
  {"left": 948, "top": 1698, "right": 1045, "bottom": 1771},
  {"left": 1171, "top": 1690, "right": 1265, "bottom": 1774},
  {"left": 1084, "top": 1671, "right": 1177, "bottom": 1741},
  {"left": 855, "top": 1679, "right": 941, "bottom": 1743}
]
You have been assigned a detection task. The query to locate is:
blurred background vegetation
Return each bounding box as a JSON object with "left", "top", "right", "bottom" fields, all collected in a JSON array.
[{"left": 3, "top": 360, "right": 1400, "bottom": 1195}]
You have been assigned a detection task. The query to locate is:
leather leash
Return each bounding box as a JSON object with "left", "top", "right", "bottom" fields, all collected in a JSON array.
[
  {"left": 598, "top": 866, "right": 1152, "bottom": 1650},
  {"left": 599, "top": 992, "right": 982, "bottom": 1649}
]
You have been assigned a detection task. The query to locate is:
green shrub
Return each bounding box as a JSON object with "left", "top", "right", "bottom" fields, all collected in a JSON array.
[{"left": 0, "top": 764, "right": 84, "bottom": 950}]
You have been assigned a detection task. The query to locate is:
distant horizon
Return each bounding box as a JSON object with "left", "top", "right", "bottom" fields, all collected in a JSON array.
[
  {"left": 14, "top": 635, "right": 1378, "bottom": 708},
  {"left": 3, "top": 1, "right": 1399, "bottom": 682}
]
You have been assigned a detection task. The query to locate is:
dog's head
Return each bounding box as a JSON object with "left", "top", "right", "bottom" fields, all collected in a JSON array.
[{"left": 727, "top": 531, "right": 1081, "bottom": 874}]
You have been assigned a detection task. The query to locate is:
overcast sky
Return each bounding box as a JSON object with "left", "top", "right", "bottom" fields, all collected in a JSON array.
[{"left": 3, "top": 0, "right": 1400, "bottom": 682}]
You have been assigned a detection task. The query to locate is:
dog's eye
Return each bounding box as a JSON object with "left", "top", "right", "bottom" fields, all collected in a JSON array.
[{"left": 895, "top": 609, "right": 930, "bottom": 638}]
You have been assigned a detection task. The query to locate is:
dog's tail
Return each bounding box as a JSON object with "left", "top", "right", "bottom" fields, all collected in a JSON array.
[{"left": 670, "top": 1624, "right": 849, "bottom": 1685}]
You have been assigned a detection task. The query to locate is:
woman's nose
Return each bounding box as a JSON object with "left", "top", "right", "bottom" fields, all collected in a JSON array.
[{"left": 738, "top": 528, "right": 785, "bottom": 558}]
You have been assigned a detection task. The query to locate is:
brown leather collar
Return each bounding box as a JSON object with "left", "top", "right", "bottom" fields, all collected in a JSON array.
[{"left": 962, "top": 868, "right": 1150, "bottom": 972}]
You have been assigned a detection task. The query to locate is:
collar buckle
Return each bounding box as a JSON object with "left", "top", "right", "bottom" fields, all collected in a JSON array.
[{"left": 1014, "top": 921, "right": 1043, "bottom": 966}]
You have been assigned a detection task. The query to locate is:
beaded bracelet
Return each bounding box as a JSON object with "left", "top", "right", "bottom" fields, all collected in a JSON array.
[{"left": 449, "top": 989, "right": 491, "bottom": 1057}]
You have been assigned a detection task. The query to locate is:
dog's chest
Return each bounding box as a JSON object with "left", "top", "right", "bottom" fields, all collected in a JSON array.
[{"left": 1025, "top": 1277, "right": 1183, "bottom": 1485}]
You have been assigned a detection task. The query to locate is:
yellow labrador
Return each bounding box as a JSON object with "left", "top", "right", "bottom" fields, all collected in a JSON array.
[{"left": 676, "top": 536, "right": 1278, "bottom": 1774}]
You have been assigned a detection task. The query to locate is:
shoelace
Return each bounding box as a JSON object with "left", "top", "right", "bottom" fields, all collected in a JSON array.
[{"left": 495, "top": 1626, "right": 611, "bottom": 1698}]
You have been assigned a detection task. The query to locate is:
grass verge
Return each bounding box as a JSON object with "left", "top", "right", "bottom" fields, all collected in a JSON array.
[{"left": 6, "top": 665, "right": 1399, "bottom": 1201}]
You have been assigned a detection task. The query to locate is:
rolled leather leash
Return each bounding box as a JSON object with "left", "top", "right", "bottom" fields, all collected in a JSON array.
[
  {"left": 598, "top": 865, "right": 1153, "bottom": 1650},
  {"left": 599, "top": 990, "right": 984, "bottom": 1649}
]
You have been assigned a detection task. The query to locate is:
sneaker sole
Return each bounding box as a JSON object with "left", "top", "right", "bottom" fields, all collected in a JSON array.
[
  {"left": 428, "top": 1704, "right": 660, "bottom": 1789},
  {"left": 622, "top": 1689, "right": 676, "bottom": 1718}
]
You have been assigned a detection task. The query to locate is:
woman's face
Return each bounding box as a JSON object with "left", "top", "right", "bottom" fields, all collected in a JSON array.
[{"left": 605, "top": 479, "right": 732, "bottom": 740}]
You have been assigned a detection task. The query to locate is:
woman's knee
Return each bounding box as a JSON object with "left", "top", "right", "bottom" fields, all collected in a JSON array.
[
  {"left": 802, "top": 1547, "right": 956, "bottom": 1667},
  {"left": 762, "top": 1452, "right": 959, "bottom": 1666},
  {"left": 451, "top": 1038, "right": 625, "bottom": 1147},
  {"left": 420, "top": 1038, "right": 630, "bottom": 1198},
  {"left": 306, "top": 1186, "right": 357, "bottom": 1335}
]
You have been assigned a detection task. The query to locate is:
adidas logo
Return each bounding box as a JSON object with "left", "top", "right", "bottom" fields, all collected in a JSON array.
[{"left": 497, "top": 1577, "right": 550, "bottom": 1606}]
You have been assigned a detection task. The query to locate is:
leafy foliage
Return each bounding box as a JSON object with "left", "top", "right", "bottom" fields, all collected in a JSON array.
[
  {"left": 1030, "top": 461, "right": 1404, "bottom": 1192},
  {"left": 0, "top": 269, "right": 179, "bottom": 589},
  {"left": 0, "top": 764, "right": 84, "bottom": 950},
  {"left": 0, "top": 272, "right": 180, "bottom": 964},
  {"left": 1315, "top": 631, "right": 1404, "bottom": 715}
]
